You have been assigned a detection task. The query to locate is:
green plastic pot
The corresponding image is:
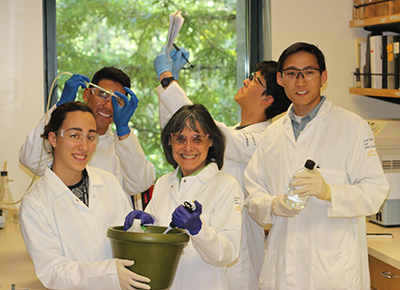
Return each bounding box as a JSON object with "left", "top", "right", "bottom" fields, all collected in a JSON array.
[{"left": 107, "top": 226, "right": 189, "bottom": 290}]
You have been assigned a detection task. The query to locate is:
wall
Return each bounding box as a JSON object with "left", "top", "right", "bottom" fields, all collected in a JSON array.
[
  {"left": 0, "top": 0, "right": 44, "bottom": 206},
  {"left": 271, "top": 0, "right": 400, "bottom": 119}
]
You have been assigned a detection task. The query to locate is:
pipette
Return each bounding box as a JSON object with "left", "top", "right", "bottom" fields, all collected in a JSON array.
[
  {"left": 163, "top": 201, "right": 195, "bottom": 234},
  {"left": 172, "top": 43, "right": 194, "bottom": 69}
]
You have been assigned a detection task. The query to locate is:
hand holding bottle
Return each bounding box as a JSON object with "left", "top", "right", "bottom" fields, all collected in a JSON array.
[
  {"left": 271, "top": 194, "right": 300, "bottom": 217},
  {"left": 293, "top": 170, "right": 331, "bottom": 201}
]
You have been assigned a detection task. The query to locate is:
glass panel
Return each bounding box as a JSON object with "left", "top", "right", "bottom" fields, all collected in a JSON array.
[{"left": 56, "top": 0, "right": 237, "bottom": 178}]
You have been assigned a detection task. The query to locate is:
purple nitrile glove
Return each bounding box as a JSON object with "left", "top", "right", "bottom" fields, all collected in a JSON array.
[
  {"left": 124, "top": 210, "right": 154, "bottom": 231},
  {"left": 171, "top": 200, "right": 202, "bottom": 235}
]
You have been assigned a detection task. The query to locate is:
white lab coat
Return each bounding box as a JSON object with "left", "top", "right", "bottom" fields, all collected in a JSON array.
[
  {"left": 244, "top": 99, "right": 389, "bottom": 290},
  {"left": 145, "top": 163, "right": 243, "bottom": 290},
  {"left": 157, "top": 83, "right": 267, "bottom": 290},
  {"left": 20, "top": 166, "right": 132, "bottom": 290},
  {"left": 19, "top": 105, "right": 156, "bottom": 201}
]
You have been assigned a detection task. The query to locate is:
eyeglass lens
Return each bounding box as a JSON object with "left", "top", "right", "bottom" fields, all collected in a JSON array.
[
  {"left": 61, "top": 129, "right": 99, "bottom": 143},
  {"left": 171, "top": 134, "right": 209, "bottom": 145},
  {"left": 249, "top": 72, "right": 266, "bottom": 88},
  {"left": 91, "top": 88, "right": 124, "bottom": 106},
  {"left": 282, "top": 68, "right": 321, "bottom": 81}
]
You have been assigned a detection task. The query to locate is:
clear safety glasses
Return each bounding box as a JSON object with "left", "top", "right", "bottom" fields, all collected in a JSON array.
[
  {"left": 281, "top": 67, "right": 323, "bottom": 81},
  {"left": 90, "top": 87, "right": 124, "bottom": 107},
  {"left": 59, "top": 129, "right": 99, "bottom": 144},
  {"left": 170, "top": 133, "right": 210, "bottom": 146},
  {"left": 249, "top": 72, "right": 266, "bottom": 89}
]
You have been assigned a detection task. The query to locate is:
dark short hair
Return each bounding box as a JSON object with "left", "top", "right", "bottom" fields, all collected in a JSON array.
[
  {"left": 277, "top": 42, "right": 326, "bottom": 73},
  {"left": 90, "top": 67, "right": 131, "bottom": 88},
  {"left": 41, "top": 101, "right": 95, "bottom": 154},
  {"left": 161, "top": 104, "right": 226, "bottom": 170},
  {"left": 255, "top": 61, "right": 291, "bottom": 119}
]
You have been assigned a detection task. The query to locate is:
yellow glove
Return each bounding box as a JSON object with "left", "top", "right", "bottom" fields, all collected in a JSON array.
[{"left": 293, "top": 169, "right": 331, "bottom": 201}]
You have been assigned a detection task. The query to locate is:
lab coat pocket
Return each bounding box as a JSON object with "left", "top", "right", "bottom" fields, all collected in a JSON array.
[{"left": 311, "top": 249, "right": 349, "bottom": 290}]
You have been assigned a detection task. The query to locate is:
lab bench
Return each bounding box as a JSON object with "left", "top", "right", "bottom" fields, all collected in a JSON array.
[
  {"left": 0, "top": 215, "right": 46, "bottom": 290},
  {"left": 367, "top": 220, "right": 400, "bottom": 290}
]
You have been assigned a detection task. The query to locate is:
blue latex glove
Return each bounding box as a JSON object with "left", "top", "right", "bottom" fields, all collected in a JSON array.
[
  {"left": 57, "top": 74, "right": 90, "bottom": 107},
  {"left": 172, "top": 200, "right": 202, "bottom": 235},
  {"left": 112, "top": 87, "right": 139, "bottom": 137},
  {"left": 170, "top": 46, "right": 189, "bottom": 80},
  {"left": 124, "top": 210, "right": 155, "bottom": 231},
  {"left": 154, "top": 46, "right": 173, "bottom": 78}
]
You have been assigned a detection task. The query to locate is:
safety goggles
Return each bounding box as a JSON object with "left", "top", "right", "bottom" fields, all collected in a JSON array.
[
  {"left": 170, "top": 133, "right": 210, "bottom": 146},
  {"left": 249, "top": 72, "right": 266, "bottom": 89},
  {"left": 59, "top": 128, "right": 99, "bottom": 144},
  {"left": 90, "top": 88, "right": 124, "bottom": 107},
  {"left": 281, "top": 67, "right": 322, "bottom": 81}
]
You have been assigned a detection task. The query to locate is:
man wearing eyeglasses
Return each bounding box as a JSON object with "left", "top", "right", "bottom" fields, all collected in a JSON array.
[
  {"left": 19, "top": 67, "right": 156, "bottom": 209},
  {"left": 244, "top": 42, "right": 388, "bottom": 290},
  {"left": 153, "top": 47, "right": 291, "bottom": 290}
]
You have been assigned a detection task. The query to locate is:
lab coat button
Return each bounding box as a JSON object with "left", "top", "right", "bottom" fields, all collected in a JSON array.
[
  {"left": 171, "top": 185, "right": 173, "bottom": 188},
  {"left": 92, "top": 195, "right": 96, "bottom": 198},
  {"left": 183, "top": 179, "right": 186, "bottom": 183}
]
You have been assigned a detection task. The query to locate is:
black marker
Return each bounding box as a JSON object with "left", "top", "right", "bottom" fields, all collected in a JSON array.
[{"left": 173, "top": 43, "right": 194, "bottom": 69}]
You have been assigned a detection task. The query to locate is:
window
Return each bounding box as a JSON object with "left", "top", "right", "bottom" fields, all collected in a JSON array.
[{"left": 46, "top": 0, "right": 265, "bottom": 178}]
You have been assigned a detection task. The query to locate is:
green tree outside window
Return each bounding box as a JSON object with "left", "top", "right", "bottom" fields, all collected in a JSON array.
[{"left": 57, "top": 0, "right": 237, "bottom": 178}]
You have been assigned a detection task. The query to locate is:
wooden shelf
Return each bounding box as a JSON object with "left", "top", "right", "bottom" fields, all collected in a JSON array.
[
  {"left": 350, "top": 13, "right": 400, "bottom": 32},
  {"left": 350, "top": 87, "right": 400, "bottom": 98}
]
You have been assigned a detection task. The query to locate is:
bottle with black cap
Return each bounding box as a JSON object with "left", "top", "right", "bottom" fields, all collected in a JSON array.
[{"left": 284, "top": 159, "right": 316, "bottom": 210}]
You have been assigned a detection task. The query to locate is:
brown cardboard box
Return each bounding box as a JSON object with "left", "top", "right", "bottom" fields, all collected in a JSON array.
[
  {"left": 363, "top": 0, "right": 377, "bottom": 19},
  {"left": 353, "top": 0, "right": 365, "bottom": 20},
  {"left": 360, "top": 0, "right": 400, "bottom": 19}
]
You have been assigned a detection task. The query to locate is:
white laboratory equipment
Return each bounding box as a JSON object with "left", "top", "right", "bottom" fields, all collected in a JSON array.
[{"left": 367, "top": 119, "right": 400, "bottom": 227}]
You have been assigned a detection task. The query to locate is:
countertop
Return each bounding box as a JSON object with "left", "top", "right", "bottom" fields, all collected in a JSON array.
[
  {"left": 366, "top": 220, "right": 400, "bottom": 269},
  {"left": 0, "top": 215, "right": 46, "bottom": 290},
  {"left": 0, "top": 214, "right": 398, "bottom": 289}
]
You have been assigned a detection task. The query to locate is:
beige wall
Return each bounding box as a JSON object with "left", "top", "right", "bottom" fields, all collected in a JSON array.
[
  {"left": 0, "top": 0, "right": 44, "bottom": 205},
  {"left": 271, "top": 0, "right": 400, "bottom": 119}
]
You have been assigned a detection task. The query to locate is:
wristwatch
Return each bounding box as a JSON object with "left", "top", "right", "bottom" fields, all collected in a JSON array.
[{"left": 161, "top": 77, "right": 175, "bottom": 88}]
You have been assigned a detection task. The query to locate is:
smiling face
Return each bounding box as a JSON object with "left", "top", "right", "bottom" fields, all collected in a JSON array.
[
  {"left": 170, "top": 120, "right": 213, "bottom": 177},
  {"left": 83, "top": 79, "right": 125, "bottom": 135},
  {"left": 277, "top": 51, "right": 327, "bottom": 116},
  {"left": 49, "top": 111, "right": 97, "bottom": 186}
]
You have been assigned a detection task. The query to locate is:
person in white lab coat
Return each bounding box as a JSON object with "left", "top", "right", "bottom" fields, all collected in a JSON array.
[
  {"left": 19, "top": 67, "right": 155, "bottom": 208},
  {"left": 20, "top": 102, "right": 151, "bottom": 290},
  {"left": 124, "top": 103, "right": 243, "bottom": 290},
  {"left": 244, "top": 42, "right": 389, "bottom": 290},
  {"left": 153, "top": 47, "right": 291, "bottom": 290}
]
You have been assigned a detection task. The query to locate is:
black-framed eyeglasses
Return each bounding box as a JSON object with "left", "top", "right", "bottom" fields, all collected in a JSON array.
[
  {"left": 249, "top": 72, "right": 266, "bottom": 89},
  {"left": 281, "top": 67, "right": 322, "bottom": 81}
]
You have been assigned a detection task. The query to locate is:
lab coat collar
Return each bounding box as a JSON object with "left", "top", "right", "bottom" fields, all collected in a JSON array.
[
  {"left": 282, "top": 97, "right": 333, "bottom": 144},
  {"left": 43, "top": 166, "right": 105, "bottom": 198},
  {"left": 171, "top": 162, "right": 219, "bottom": 184},
  {"left": 283, "top": 97, "right": 332, "bottom": 125}
]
